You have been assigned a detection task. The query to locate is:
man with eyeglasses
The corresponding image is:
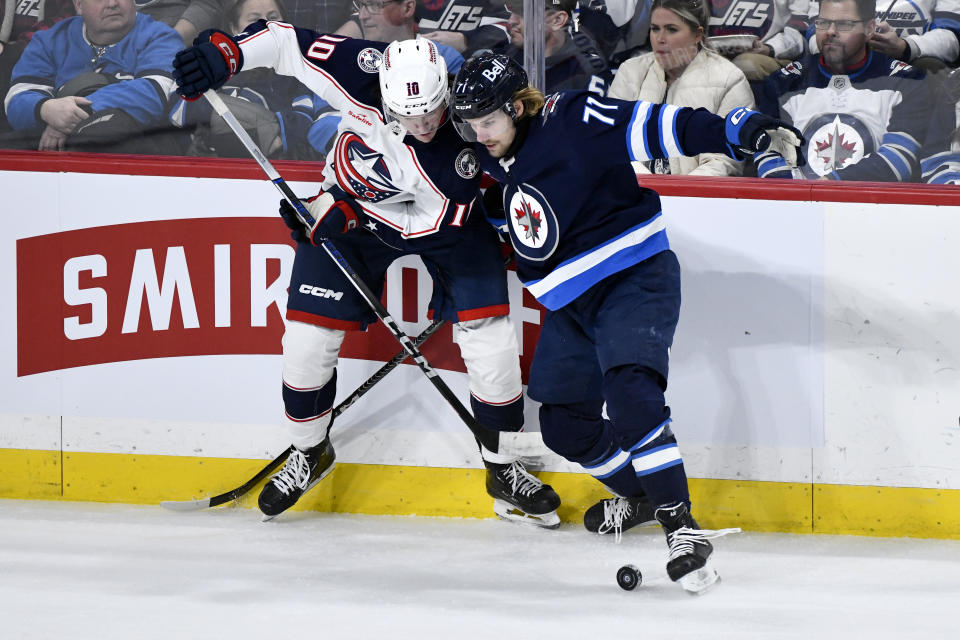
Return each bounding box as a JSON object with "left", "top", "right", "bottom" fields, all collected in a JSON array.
[
  {"left": 753, "top": 0, "right": 933, "bottom": 180},
  {"left": 171, "top": 27, "right": 564, "bottom": 526},
  {"left": 500, "top": 0, "right": 613, "bottom": 94},
  {"left": 805, "top": 0, "right": 960, "bottom": 72}
]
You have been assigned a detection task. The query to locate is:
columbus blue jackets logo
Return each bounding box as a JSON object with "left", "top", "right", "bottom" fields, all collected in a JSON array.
[
  {"left": 801, "top": 113, "right": 873, "bottom": 178},
  {"left": 334, "top": 133, "right": 402, "bottom": 202},
  {"left": 454, "top": 149, "right": 478, "bottom": 179},
  {"left": 505, "top": 184, "right": 559, "bottom": 262},
  {"left": 357, "top": 48, "right": 383, "bottom": 73}
]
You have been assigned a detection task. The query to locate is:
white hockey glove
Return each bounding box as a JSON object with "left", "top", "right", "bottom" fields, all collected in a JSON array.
[{"left": 725, "top": 107, "right": 806, "bottom": 168}]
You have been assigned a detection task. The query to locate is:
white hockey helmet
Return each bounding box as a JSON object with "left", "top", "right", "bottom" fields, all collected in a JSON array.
[{"left": 379, "top": 37, "right": 449, "bottom": 121}]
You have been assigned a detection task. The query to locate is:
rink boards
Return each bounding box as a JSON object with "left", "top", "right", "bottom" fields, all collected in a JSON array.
[{"left": 1, "top": 155, "right": 959, "bottom": 538}]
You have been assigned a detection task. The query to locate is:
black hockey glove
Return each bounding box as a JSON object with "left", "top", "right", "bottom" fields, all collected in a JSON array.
[
  {"left": 724, "top": 107, "right": 805, "bottom": 168},
  {"left": 279, "top": 185, "right": 362, "bottom": 245},
  {"left": 173, "top": 29, "right": 244, "bottom": 101}
]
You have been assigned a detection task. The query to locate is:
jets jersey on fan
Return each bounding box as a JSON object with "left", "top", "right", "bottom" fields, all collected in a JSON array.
[
  {"left": 416, "top": 0, "right": 510, "bottom": 55},
  {"left": 233, "top": 20, "right": 482, "bottom": 250},
  {"left": 806, "top": 0, "right": 960, "bottom": 63},
  {"left": 479, "top": 91, "right": 734, "bottom": 311},
  {"left": 709, "top": 0, "right": 810, "bottom": 60},
  {"left": 754, "top": 52, "right": 930, "bottom": 181}
]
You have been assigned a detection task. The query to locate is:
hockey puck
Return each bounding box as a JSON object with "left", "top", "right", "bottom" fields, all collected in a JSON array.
[{"left": 616, "top": 564, "right": 642, "bottom": 591}]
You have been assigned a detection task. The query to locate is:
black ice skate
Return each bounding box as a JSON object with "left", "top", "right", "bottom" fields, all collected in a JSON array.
[
  {"left": 485, "top": 460, "right": 561, "bottom": 529},
  {"left": 583, "top": 495, "right": 656, "bottom": 541},
  {"left": 258, "top": 438, "right": 336, "bottom": 520},
  {"left": 654, "top": 502, "right": 740, "bottom": 595}
]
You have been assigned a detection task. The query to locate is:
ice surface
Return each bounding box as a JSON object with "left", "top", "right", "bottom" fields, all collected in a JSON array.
[{"left": 0, "top": 500, "right": 956, "bottom": 639}]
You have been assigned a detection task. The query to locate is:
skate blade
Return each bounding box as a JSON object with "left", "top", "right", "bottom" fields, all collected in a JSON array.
[
  {"left": 493, "top": 500, "right": 561, "bottom": 530},
  {"left": 260, "top": 461, "right": 336, "bottom": 522},
  {"left": 679, "top": 565, "right": 720, "bottom": 595}
]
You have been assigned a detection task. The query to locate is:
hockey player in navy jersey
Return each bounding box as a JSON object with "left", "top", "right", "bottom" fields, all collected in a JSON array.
[
  {"left": 451, "top": 53, "right": 803, "bottom": 593},
  {"left": 171, "top": 28, "right": 562, "bottom": 527}
]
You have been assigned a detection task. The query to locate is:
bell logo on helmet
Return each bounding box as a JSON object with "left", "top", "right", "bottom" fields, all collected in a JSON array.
[{"left": 482, "top": 58, "right": 507, "bottom": 83}]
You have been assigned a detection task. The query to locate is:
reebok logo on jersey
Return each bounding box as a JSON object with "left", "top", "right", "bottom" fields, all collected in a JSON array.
[{"left": 299, "top": 284, "right": 344, "bottom": 300}]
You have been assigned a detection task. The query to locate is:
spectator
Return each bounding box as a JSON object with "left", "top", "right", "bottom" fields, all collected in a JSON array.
[
  {"left": 708, "top": 0, "right": 810, "bottom": 82},
  {"left": 135, "top": 0, "right": 225, "bottom": 45},
  {"left": 608, "top": 0, "right": 754, "bottom": 175},
  {"left": 754, "top": 0, "right": 931, "bottom": 180},
  {"left": 808, "top": 0, "right": 960, "bottom": 73},
  {"left": 2, "top": 0, "right": 185, "bottom": 153},
  {"left": 170, "top": 0, "right": 320, "bottom": 159},
  {"left": 501, "top": 0, "right": 613, "bottom": 93},
  {"left": 359, "top": 0, "right": 510, "bottom": 57},
  {"left": 586, "top": 0, "right": 655, "bottom": 63},
  {"left": 1, "top": 0, "right": 77, "bottom": 132}
]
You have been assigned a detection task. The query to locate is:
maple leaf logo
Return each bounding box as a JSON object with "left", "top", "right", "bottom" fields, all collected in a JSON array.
[
  {"left": 513, "top": 199, "right": 542, "bottom": 242},
  {"left": 815, "top": 121, "right": 858, "bottom": 172}
]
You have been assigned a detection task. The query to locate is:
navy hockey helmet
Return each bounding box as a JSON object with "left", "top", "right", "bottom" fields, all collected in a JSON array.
[{"left": 451, "top": 53, "right": 528, "bottom": 141}]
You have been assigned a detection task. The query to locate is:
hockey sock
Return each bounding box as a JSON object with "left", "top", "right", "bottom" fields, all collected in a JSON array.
[{"left": 282, "top": 369, "right": 337, "bottom": 450}]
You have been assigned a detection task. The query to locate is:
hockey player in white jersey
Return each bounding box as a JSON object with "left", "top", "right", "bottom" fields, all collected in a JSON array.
[{"left": 171, "top": 27, "right": 561, "bottom": 527}]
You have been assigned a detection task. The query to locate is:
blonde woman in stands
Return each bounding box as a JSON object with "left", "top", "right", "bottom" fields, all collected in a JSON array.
[{"left": 608, "top": 0, "right": 755, "bottom": 176}]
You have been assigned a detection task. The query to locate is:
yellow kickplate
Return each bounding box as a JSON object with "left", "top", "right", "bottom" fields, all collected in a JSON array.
[
  {"left": 814, "top": 483, "right": 960, "bottom": 539},
  {"left": 2, "top": 448, "right": 958, "bottom": 539},
  {"left": 0, "top": 448, "right": 61, "bottom": 499}
]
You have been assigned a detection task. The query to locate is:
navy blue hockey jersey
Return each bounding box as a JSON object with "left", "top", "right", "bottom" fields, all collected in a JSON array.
[{"left": 478, "top": 91, "right": 735, "bottom": 310}]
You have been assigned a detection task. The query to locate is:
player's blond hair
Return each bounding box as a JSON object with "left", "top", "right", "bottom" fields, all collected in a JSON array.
[{"left": 514, "top": 86, "right": 546, "bottom": 119}]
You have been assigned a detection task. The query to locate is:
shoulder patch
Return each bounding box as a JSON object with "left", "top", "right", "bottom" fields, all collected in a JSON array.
[
  {"left": 541, "top": 92, "right": 563, "bottom": 124},
  {"left": 357, "top": 48, "right": 383, "bottom": 73},
  {"left": 781, "top": 61, "right": 803, "bottom": 76},
  {"left": 454, "top": 148, "right": 479, "bottom": 180},
  {"left": 889, "top": 60, "right": 912, "bottom": 75}
]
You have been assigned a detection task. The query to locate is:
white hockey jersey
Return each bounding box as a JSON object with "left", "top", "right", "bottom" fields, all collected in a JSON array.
[{"left": 755, "top": 52, "right": 932, "bottom": 181}]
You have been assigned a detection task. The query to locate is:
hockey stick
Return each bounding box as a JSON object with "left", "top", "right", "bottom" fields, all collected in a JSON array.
[
  {"left": 201, "top": 90, "right": 501, "bottom": 451},
  {"left": 161, "top": 318, "right": 446, "bottom": 511}
]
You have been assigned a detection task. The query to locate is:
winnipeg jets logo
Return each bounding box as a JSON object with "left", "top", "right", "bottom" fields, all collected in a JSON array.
[
  {"left": 334, "top": 133, "right": 402, "bottom": 202},
  {"left": 514, "top": 199, "right": 542, "bottom": 242},
  {"left": 505, "top": 184, "right": 558, "bottom": 261},
  {"left": 801, "top": 114, "right": 871, "bottom": 178}
]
